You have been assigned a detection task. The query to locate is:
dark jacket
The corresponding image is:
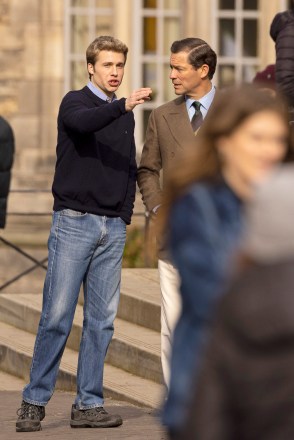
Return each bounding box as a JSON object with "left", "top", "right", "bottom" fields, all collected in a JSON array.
[
  {"left": 270, "top": 10, "right": 294, "bottom": 108},
  {"left": 0, "top": 116, "right": 14, "bottom": 229},
  {"left": 52, "top": 86, "right": 137, "bottom": 224},
  {"left": 163, "top": 179, "right": 243, "bottom": 432},
  {"left": 180, "top": 258, "right": 294, "bottom": 440}
]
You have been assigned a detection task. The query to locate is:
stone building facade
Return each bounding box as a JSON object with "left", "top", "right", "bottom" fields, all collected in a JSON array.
[
  {"left": 0, "top": 0, "right": 291, "bottom": 189},
  {"left": 0, "top": 0, "right": 63, "bottom": 186}
]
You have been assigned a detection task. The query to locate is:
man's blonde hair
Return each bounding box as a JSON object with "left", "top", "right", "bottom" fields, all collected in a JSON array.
[{"left": 86, "top": 36, "right": 128, "bottom": 78}]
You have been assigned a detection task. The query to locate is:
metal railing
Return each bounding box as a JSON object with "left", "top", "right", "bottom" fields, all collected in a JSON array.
[{"left": 0, "top": 189, "right": 150, "bottom": 291}]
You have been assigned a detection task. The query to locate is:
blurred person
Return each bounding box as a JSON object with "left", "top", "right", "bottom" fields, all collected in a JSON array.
[
  {"left": 15, "top": 36, "right": 152, "bottom": 432},
  {"left": 138, "top": 37, "right": 217, "bottom": 390},
  {"left": 176, "top": 164, "right": 294, "bottom": 440},
  {"left": 0, "top": 116, "right": 14, "bottom": 229},
  {"left": 252, "top": 64, "right": 276, "bottom": 96},
  {"left": 161, "top": 84, "right": 294, "bottom": 438},
  {"left": 270, "top": 1, "right": 294, "bottom": 111}
]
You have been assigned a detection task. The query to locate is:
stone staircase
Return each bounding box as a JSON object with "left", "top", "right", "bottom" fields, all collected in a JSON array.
[
  {"left": 0, "top": 263, "right": 164, "bottom": 408},
  {"left": 0, "top": 171, "right": 163, "bottom": 408}
]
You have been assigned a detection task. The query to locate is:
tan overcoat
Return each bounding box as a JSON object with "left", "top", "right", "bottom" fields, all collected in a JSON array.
[{"left": 137, "top": 96, "right": 198, "bottom": 213}]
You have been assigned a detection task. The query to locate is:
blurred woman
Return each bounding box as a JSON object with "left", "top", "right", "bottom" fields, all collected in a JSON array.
[
  {"left": 177, "top": 165, "right": 294, "bottom": 440},
  {"left": 161, "top": 84, "right": 294, "bottom": 438}
]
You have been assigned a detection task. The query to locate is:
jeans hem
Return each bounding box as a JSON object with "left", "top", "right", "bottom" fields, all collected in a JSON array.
[
  {"left": 75, "top": 403, "right": 104, "bottom": 410},
  {"left": 22, "top": 396, "right": 47, "bottom": 407}
]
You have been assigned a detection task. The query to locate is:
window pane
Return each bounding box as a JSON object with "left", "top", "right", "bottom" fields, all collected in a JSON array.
[
  {"left": 243, "top": 19, "right": 257, "bottom": 56},
  {"left": 243, "top": 0, "right": 258, "bottom": 10},
  {"left": 242, "top": 65, "right": 258, "bottom": 83},
  {"left": 164, "top": 18, "right": 180, "bottom": 55},
  {"left": 164, "top": 0, "right": 180, "bottom": 8},
  {"left": 219, "top": 65, "right": 235, "bottom": 87},
  {"left": 219, "top": 19, "right": 235, "bottom": 56},
  {"left": 219, "top": 0, "right": 235, "bottom": 9},
  {"left": 143, "top": 17, "right": 157, "bottom": 54},
  {"left": 71, "top": 61, "right": 87, "bottom": 90},
  {"left": 71, "top": 0, "right": 89, "bottom": 6},
  {"left": 143, "top": 63, "right": 158, "bottom": 100},
  {"left": 164, "top": 64, "right": 175, "bottom": 101},
  {"left": 95, "top": 15, "right": 112, "bottom": 35},
  {"left": 71, "top": 15, "right": 89, "bottom": 53},
  {"left": 144, "top": 0, "right": 157, "bottom": 7}
]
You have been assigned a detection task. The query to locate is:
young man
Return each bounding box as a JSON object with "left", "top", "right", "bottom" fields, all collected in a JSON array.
[
  {"left": 138, "top": 38, "right": 217, "bottom": 390},
  {"left": 16, "top": 36, "right": 151, "bottom": 432}
]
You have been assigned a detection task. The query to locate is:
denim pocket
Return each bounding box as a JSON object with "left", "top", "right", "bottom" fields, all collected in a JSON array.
[{"left": 61, "top": 209, "right": 87, "bottom": 217}]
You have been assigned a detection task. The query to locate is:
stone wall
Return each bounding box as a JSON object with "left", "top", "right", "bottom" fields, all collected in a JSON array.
[{"left": 0, "top": 0, "right": 64, "bottom": 187}]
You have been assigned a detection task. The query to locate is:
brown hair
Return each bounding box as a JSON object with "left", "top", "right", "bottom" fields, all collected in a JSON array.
[
  {"left": 171, "top": 37, "right": 217, "bottom": 80},
  {"left": 161, "top": 84, "right": 294, "bottom": 228},
  {"left": 86, "top": 36, "right": 128, "bottom": 79}
]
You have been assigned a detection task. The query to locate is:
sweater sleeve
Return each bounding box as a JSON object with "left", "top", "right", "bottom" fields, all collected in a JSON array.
[
  {"left": 271, "top": 13, "right": 294, "bottom": 107},
  {"left": 60, "top": 92, "right": 128, "bottom": 133},
  {"left": 275, "top": 25, "right": 294, "bottom": 106}
]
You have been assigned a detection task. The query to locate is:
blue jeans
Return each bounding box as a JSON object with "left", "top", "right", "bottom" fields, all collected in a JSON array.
[{"left": 23, "top": 209, "right": 126, "bottom": 409}]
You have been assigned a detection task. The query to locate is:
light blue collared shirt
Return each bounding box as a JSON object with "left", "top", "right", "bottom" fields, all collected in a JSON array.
[
  {"left": 87, "top": 81, "right": 117, "bottom": 102},
  {"left": 185, "top": 85, "right": 216, "bottom": 121}
]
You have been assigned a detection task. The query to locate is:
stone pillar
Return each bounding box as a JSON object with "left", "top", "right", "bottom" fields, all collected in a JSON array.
[
  {"left": 113, "top": 0, "right": 133, "bottom": 98},
  {"left": 259, "top": 0, "right": 282, "bottom": 68},
  {"left": 38, "top": 0, "right": 64, "bottom": 170},
  {"left": 183, "top": 0, "right": 212, "bottom": 44}
]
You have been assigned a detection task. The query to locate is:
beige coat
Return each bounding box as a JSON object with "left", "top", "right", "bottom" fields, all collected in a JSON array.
[{"left": 137, "top": 96, "right": 198, "bottom": 213}]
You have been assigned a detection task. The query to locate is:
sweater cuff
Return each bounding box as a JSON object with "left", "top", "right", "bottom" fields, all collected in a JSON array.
[{"left": 117, "top": 97, "right": 127, "bottom": 114}]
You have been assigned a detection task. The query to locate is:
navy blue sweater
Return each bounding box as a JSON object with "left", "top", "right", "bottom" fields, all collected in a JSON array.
[{"left": 52, "top": 86, "right": 137, "bottom": 224}]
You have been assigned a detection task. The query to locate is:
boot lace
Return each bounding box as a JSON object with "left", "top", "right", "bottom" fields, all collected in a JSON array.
[{"left": 17, "top": 402, "right": 41, "bottom": 420}]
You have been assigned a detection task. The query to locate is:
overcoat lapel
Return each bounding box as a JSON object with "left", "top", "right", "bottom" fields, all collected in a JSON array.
[{"left": 163, "top": 96, "right": 196, "bottom": 149}]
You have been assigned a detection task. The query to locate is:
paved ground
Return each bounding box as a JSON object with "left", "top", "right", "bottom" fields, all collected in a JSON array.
[{"left": 0, "top": 372, "right": 167, "bottom": 440}]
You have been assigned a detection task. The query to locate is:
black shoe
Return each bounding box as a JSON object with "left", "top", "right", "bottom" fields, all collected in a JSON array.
[
  {"left": 16, "top": 400, "right": 45, "bottom": 432},
  {"left": 70, "top": 404, "right": 123, "bottom": 428}
]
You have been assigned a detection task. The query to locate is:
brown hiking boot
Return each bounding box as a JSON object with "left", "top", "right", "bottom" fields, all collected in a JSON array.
[
  {"left": 70, "top": 404, "right": 122, "bottom": 428},
  {"left": 16, "top": 400, "right": 45, "bottom": 432}
]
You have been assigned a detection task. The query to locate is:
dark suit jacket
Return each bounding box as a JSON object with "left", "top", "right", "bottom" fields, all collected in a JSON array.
[{"left": 137, "top": 96, "right": 198, "bottom": 213}]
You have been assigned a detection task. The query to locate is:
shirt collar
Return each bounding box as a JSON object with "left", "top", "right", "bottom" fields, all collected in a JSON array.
[
  {"left": 87, "top": 81, "right": 117, "bottom": 102},
  {"left": 185, "top": 85, "right": 216, "bottom": 110}
]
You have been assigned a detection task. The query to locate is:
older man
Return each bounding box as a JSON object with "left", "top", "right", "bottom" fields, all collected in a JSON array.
[{"left": 138, "top": 37, "right": 217, "bottom": 390}]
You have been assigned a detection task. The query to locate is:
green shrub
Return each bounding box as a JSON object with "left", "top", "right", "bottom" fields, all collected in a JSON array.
[{"left": 123, "top": 227, "right": 157, "bottom": 268}]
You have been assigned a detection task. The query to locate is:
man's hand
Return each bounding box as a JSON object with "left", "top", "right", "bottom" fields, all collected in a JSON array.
[{"left": 125, "top": 88, "right": 152, "bottom": 111}]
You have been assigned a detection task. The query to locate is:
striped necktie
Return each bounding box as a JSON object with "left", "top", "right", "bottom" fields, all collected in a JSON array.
[{"left": 191, "top": 101, "right": 203, "bottom": 133}]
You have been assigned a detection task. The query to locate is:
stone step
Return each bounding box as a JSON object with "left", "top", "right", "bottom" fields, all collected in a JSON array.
[
  {"left": 0, "top": 321, "right": 164, "bottom": 408},
  {"left": 117, "top": 269, "right": 161, "bottom": 332},
  {"left": 0, "top": 370, "right": 26, "bottom": 391},
  {"left": 0, "top": 292, "right": 162, "bottom": 384},
  {"left": 0, "top": 255, "right": 161, "bottom": 333}
]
